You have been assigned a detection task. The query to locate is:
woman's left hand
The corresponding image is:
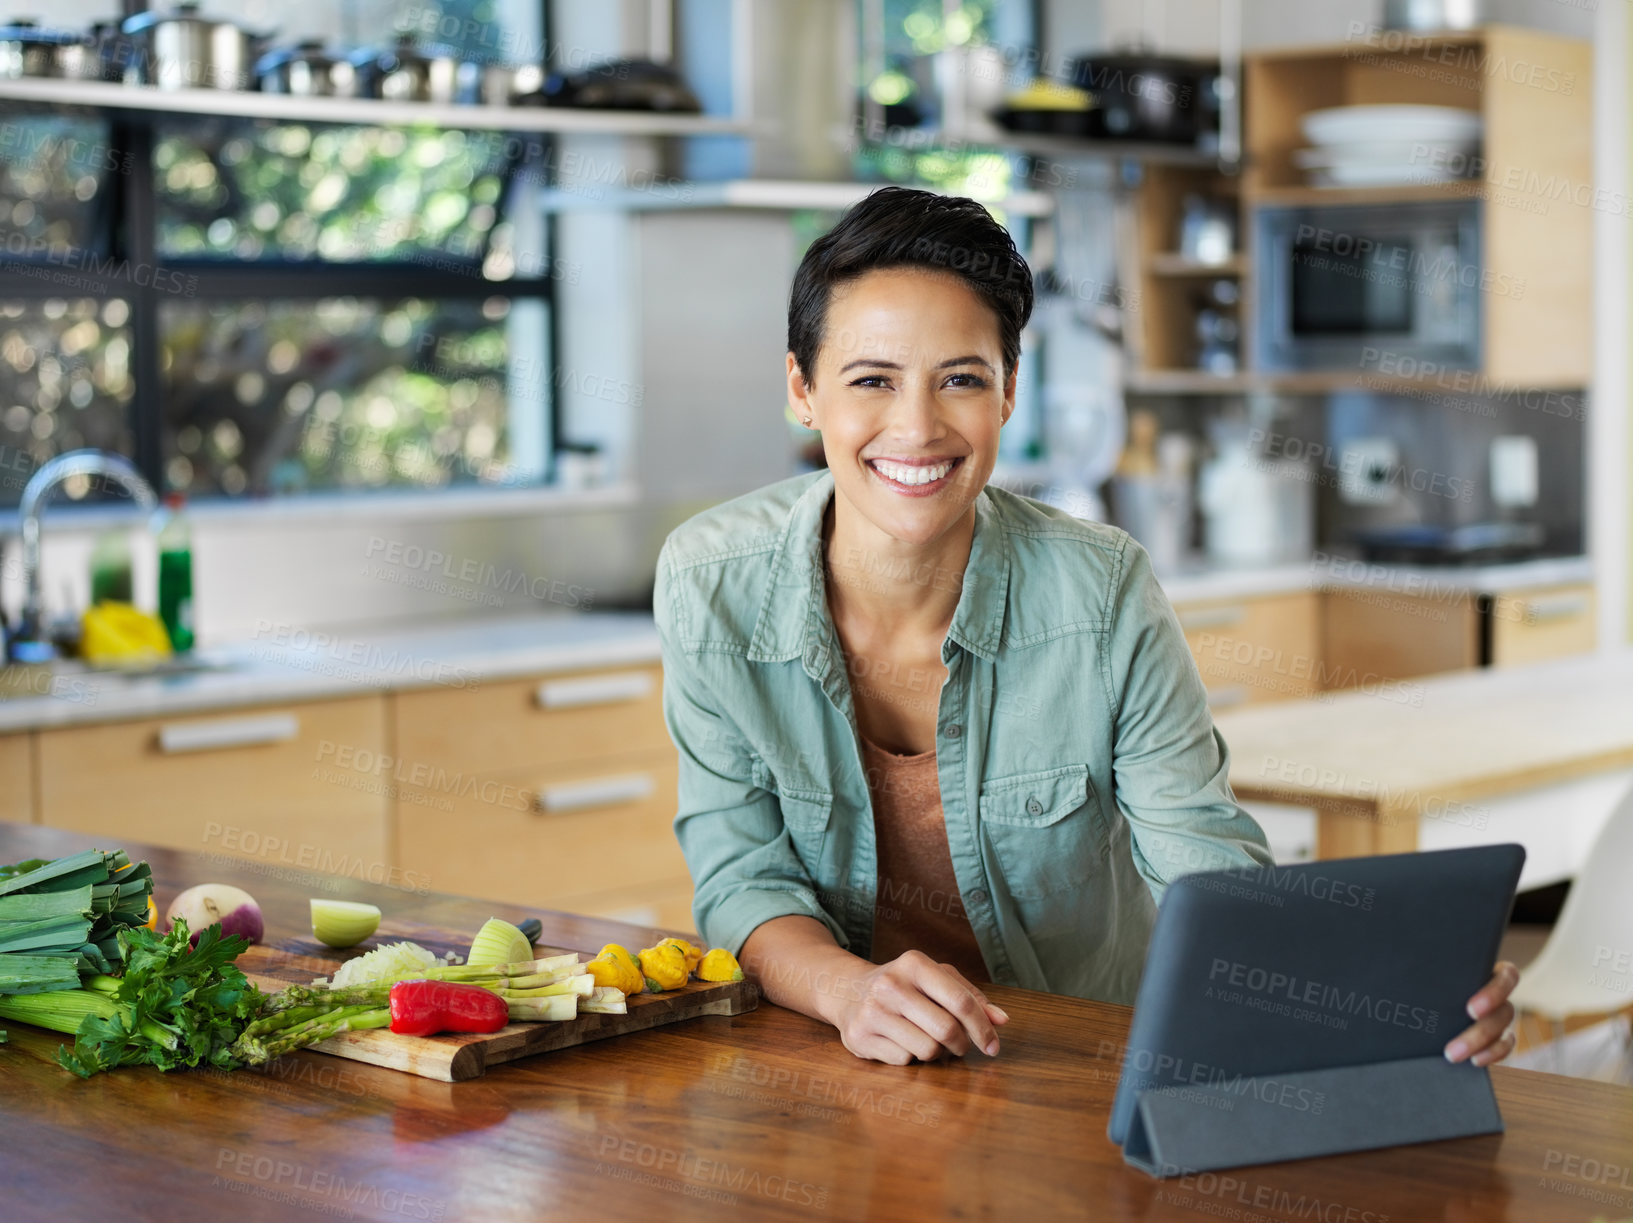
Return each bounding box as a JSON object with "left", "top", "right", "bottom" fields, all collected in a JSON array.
[{"left": 1444, "top": 961, "right": 1521, "bottom": 1067}]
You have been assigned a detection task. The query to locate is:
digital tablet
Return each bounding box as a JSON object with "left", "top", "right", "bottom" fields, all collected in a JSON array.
[{"left": 1107, "top": 844, "right": 1526, "bottom": 1147}]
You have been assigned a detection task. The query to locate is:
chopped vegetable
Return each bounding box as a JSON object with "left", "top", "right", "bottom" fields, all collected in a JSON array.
[
  {"left": 637, "top": 943, "right": 690, "bottom": 992},
  {"left": 0, "top": 849, "right": 156, "bottom": 1024},
  {"left": 505, "top": 995, "right": 577, "bottom": 1023},
  {"left": 328, "top": 940, "right": 448, "bottom": 989},
  {"left": 467, "top": 917, "right": 532, "bottom": 969},
  {"left": 388, "top": 980, "right": 510, "bottom": 1037},
  {"left": 580, "top": 987, "right": 628, "bottom": 1015},
  {"left": 697, "top": 948, "right": 745, "bottom": 983},
  {"left": 586, "top": 944, "right": 645, "bottom": 996},
  {"left": 309, "top": 899, "right": 381, "bottom": 949},
  {"left": 657, "top": 937, "right": 704, "bottom": 974}
]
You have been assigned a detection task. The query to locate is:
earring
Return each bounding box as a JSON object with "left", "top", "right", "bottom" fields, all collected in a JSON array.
[{"left": 802, "top": 417, "right": 813, "bottom": 426}]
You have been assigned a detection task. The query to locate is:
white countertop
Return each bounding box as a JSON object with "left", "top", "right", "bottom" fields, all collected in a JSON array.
[
  {"left": 0, "top": 611, "right": 661, "bottom": 733},
  {"left": 0, "top": 553, "right": 1594, "bottom": 732},
  {"left": 1157, "top": 554, "right": 1592, "bottom": 605}
]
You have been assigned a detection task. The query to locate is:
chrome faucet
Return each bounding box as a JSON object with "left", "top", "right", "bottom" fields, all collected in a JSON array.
[{"left": 16, "top": 450, "right": 157, "bottom": 650}]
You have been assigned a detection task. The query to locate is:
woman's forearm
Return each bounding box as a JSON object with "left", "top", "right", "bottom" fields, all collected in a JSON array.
[{"left": 738, "top": 915, "right": 868, "bottom": 1028}]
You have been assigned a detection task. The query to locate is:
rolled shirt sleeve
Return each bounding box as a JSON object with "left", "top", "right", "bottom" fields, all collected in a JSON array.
[
  {"left": 1103, "top": 538, "right": 1275, "bottom": 901},
  {"left": 654, "top": 548, "right": 848, "bottom": 955}
]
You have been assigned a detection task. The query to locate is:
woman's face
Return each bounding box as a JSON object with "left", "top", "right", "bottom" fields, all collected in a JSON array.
[{"left": 787, "top": 267, "right": 1015, "bottom": 549}]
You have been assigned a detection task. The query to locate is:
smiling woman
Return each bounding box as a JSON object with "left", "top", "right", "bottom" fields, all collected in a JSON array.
[{"left": 653, "top": 187, "right": 1521, "bottom": 1070}]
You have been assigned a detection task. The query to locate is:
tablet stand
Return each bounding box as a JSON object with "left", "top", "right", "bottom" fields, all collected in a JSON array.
[{"left": 1121, "top": 1055, "right": 1504, "bottom": 1177}]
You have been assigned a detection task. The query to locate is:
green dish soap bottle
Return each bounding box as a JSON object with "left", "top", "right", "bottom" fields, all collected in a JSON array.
[{"left": 155, "top": 492, "right": 194, "bottom": 652}]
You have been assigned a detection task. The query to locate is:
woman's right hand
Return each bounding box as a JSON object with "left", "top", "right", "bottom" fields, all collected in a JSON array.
[{"left": 835, "top": 950, "right": 1008, "bottom": 1065}]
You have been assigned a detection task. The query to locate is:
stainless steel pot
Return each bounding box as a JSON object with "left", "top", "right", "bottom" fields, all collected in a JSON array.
[
  {"left": 0, "top": 20, "right": 89, "bottom": 79},
  {"left": 376, "top": 37, "right": 464, "bottom": 103},
  {"left": 1383, "top": 0, "right": 1485, "bottom": 31},
  {"left": 122, "top": 3, "right": 262, "bottom": 91},
  {"left": 256, "top": 40, "right": 342, "bottom": 96}
]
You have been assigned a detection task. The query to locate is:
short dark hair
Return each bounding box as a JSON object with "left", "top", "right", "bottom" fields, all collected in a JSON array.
[{"left": 787, "top": 186, "right": 1034, "bottom": 389}]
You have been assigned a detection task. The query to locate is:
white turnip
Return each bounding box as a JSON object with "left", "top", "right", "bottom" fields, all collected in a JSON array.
[{"left": 165, "top": 883, "right": 263, "bottom": 947}]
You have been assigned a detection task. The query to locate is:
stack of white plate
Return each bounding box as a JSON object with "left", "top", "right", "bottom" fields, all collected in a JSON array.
[{"left": 1293, "top": 104, "right": 1482, "bottom": 188}]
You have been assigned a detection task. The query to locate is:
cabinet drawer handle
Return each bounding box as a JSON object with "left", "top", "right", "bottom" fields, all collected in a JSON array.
[
  {"left": 1517, "top": 593, "right": 1590, "bottom": 624},
  {"left": 1179, "top": 605, "right": 1246, "bottom": 632},
  {"left": 535, "top": 671, "right": 653, "bottom": 710},
  {"left": 1205, "top": 684, "right": 1250, "bottom": 710},
  {"left": 536, "top": 772, "right": 655, "bottom": 814},
  {"left": 158, "top": 713, "right": 299, "bottom": 755}
]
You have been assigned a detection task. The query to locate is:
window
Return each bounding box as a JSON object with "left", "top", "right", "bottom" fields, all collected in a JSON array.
[{"left": 0, "top": 0, "right": 559, "bottom": 508}]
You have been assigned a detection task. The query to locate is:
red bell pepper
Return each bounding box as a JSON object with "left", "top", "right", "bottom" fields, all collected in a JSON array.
[{"left": 388, "top": 979, "right": 510, "bottom": 1037}]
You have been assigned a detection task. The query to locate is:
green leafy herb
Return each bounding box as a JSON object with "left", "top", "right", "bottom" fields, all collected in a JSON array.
[{"left": 56, "top": 917, "right": 264, "bottom": 1078}]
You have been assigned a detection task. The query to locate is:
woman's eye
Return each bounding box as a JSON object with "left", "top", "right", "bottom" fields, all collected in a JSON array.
[
  {"left": 849, "top": 375, "right": 891, "bottom": 389},
  {"left": 945, "top": 373, "right": 989, "bottom": 389}
]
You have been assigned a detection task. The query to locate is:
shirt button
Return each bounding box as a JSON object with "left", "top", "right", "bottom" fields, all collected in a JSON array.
[
  {"left": 968, "top": 888, "right": 988, "bottom": 905},
  {"left": 1026, "top": 796, "right": 1043, "bottom": 816},
  {"left": 945, "top": 723, "right": 963, "bottom": 739}
]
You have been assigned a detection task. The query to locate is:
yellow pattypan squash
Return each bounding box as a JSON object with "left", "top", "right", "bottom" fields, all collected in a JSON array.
[
  {"left": 657, "top": 936, "right": 704, "bottom": 975},
  {"left": 585, "top": 943, "right": 644, "bottom": 996},
  {"left": 697, "top": 948, "right": 744, "bottom": 983},
  {"left": 636, "top": 942, "right": 690, "bottom": 992}
]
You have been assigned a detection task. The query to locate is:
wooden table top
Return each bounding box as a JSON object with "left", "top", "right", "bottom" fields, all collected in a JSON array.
[
  {"left": 3, "top": 822, "right": 1631, "bottom": 1223},
  {"left": 1218, "top": 651, "right": 1633, "bottom": 811}
]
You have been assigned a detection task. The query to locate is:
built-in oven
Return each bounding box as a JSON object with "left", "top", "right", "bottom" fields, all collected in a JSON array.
[{"left": 1253, "top": 198, "right": 1483, "bottom": 373}]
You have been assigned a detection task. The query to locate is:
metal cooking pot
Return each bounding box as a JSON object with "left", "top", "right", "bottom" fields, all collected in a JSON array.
[
  {"left": 256, "top": 39, "right": 342, "bottom": 96},
  {"left": 122, "top": 3, "right": 264, "bottom": 91},
  {"left": 0, "top": 20, "right": 89, "bottom": 79},
  {"left": 375, "top": 37, "right": 464, "bottom": 103},
  {"left": 1067, "top": 50, "right": 1220, "bottom": 144}
]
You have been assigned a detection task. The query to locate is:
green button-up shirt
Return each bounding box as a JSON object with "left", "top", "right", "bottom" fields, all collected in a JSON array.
[{"left": 653, "top": 470, "right": 1272, "bottom": 1005}]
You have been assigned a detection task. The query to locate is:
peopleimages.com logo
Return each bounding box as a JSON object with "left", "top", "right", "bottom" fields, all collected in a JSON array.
[{"left": 1208, "top": 958, "right": 1440, "bottom": 1033}]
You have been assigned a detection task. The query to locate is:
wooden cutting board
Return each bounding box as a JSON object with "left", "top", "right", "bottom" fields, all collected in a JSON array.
[{"left": 239, "top": 918, "right": 757, "bottom": 1082}]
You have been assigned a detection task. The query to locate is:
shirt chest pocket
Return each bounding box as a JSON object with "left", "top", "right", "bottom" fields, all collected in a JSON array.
[
  {"left": 754, "top": 759, "right": 835, "bottom": 865},
  {"left": 978, "top": 764, "right": 1108, "bottom": 901}
]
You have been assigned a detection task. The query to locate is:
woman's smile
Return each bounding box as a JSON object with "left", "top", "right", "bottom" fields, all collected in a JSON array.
[{"left": 865, "top": 454, "right": 966, "bottom": 496}]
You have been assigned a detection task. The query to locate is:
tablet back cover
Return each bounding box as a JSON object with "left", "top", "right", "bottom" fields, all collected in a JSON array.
[{"left": 1106, "top": 844, "right": 1524, "bottom": 1145}]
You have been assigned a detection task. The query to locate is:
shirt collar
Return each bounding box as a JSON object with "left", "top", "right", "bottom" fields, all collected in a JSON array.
[{"left": 747, "top": 469, "right": 1011, "bottom": 666}]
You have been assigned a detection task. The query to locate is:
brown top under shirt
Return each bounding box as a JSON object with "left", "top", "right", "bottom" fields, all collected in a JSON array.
[{"left": 859, "top": 733, "right": 989, "bottom": 984}]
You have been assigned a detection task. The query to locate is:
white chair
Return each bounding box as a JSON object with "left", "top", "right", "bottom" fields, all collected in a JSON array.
[{"left": 1509, "top": 778, "right": 1633, "bottom": 1078}]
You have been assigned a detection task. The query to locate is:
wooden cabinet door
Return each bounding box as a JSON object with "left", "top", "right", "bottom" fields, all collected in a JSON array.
[
  {"left": 1176, "top": 592, "right": 1322, "bottom": 708},
  {"left": 1319, "top": 589, "right": 1479, "bottom": 687},
  {"left": 0, "top": 734, "right": 32, "bottom": 824},
  {"left": 1490, "top": 584, "right": 1595, "bottom": 668},
  {"left": 38, "top": 697, "right": 389, "bottom": 872},
  {"left": 393, "top": 665, "right": 670, "bottom": 779},
  {"left": 396, "top": 754, "right": 685, "bottom": 913}
]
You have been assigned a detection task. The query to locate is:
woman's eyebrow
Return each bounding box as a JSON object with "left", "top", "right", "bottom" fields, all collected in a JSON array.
[
  {"left": 836, "top": 355, "right": 995, "bottom": 374},
  {"left": 936, "top": 355, "right": 995, "bottom": 371}
]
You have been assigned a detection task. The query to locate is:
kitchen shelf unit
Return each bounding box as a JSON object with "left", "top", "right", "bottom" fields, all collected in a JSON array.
[
  {"left": 1241, "top": 24, "right": 1592, "bottom": 389},
  {"left": 1146, "top": 253, "right": 1246, "bottom": 278},
  {"left": 0, "top": 76, "right": 756, "bottom": 136},
  {"left": 536, "top": 177, "right": 1055, "bottom": 217}
]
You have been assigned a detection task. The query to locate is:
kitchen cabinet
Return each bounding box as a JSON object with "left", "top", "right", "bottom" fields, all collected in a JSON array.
[
  {"left": 37, "top": 696, "right": 389, "bottom": 867},
  {"left": 395, "top": 755, "right": 688, "bottom": 920},
  {"left": 1242, "top": 26, "right": 1592, "bottom": 388},
  {"left": 1321, "top": 580, "right": 1596, "bottom": 687},
  {"left": 0, "top": 734, "right": 32, "bottom": 823},
  {"left": 392, "top": 665, "right": 670, "bottom": 780},
  {"left": 1174, "top": 591, "right": 1321, "bottom": 708},
  {"left": 1490, "top": 582, "right": 1595, "bottom": 668},
  {"left": 1320, "top": 588, "right": 1480, "bottom": 686},
  {"left": 392, "top": 662, "right": 692, "bottom": 925}
]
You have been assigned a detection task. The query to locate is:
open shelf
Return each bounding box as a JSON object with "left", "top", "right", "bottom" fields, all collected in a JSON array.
[
  {"left": 537, "top": 178, "right": 1055, "bottom": 217},
  {"left": 1123, "top": 369, "right": 1590, "bottom": 396},
  {"left": 0, "top": 76, "right": 756, "bottom": 136},
  {"left": 1146, "top": 252, "right": 1246, "bottom": 277},
  {"left": 1245, "top": 180, "right": 1485, "bottom": 207}
]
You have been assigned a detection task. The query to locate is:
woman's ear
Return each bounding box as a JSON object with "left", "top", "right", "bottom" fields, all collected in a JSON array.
[
  {"left": 1000, "top": 363, "right": 1018, "bottom": 426},
  {"left": 787, "top": 352, "right": 815, "bottom": 428}
]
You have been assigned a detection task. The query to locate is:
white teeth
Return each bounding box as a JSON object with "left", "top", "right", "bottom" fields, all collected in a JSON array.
[{"left": 871, "top": 459, "right": 955, "bottom": 486}]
